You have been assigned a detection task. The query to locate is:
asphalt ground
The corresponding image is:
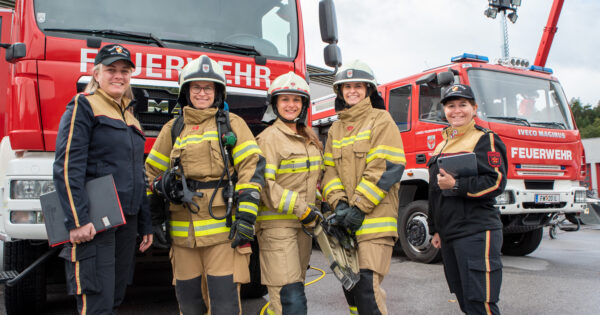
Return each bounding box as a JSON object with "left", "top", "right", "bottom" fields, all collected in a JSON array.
[{"left": 1, "top": 225, "right": 599, "bottom": 314}]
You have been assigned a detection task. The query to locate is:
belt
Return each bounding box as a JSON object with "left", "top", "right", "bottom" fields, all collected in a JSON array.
[{"left": 187, "top": 179, "right": 229, "bottom": 190}]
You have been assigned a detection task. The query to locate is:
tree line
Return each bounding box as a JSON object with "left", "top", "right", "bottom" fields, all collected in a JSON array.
[{"left": 570, "top": 98, "right": 600, "bottom": 139}]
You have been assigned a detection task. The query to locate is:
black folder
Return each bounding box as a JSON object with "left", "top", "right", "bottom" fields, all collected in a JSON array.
[
  {"left": 437, "top": 152, "right": 478, "bottom": 177},
  {"left": 40, "top": 175, "right": 126, "bottom": 247}
]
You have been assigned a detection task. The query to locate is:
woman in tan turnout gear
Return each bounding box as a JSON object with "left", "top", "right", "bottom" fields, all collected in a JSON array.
[
  {"left": 322, "top": 60, "right": 406, "bottom": 314},
  {"left": 145, "top": 55, "right": 265, "bottom": 315},
  {"left": 255, "top": 72, "right": 323, "bottom": 315}
]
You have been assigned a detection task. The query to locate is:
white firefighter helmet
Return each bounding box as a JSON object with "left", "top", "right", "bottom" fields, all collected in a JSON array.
[
  {"left": 177, "top": 55, "right": 227, "bottom": 108},
  {"left": 332, "top": 59, "right": 378, "bottom": 94},
  {"left": 332, "top": 60, "right": 385, "bottom": 110},
  {"left": 267, "top": 71, "right": 311, "bottom": 124}
]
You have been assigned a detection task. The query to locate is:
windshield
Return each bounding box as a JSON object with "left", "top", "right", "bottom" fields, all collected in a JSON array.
[
  {"left": 468, "top": 69, "right": 574, "bottom": 130},
  {"left": 34, "top": 0, "right": 299, "bottom": 59}
]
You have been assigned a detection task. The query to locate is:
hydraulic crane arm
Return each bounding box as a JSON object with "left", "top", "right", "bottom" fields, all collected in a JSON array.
[{"left": 534, "top": 0, "right": 564, "bottom": 67}]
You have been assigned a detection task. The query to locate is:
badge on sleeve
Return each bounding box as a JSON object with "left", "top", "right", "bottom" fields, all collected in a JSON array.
[{"left": 488, "top": 151, "right": 501, "bottom": 168}]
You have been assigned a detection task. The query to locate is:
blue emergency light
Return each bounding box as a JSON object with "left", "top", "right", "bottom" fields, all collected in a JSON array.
[
  {"left": 529, "top": 65, "right": 553, "bottom": 74},
  {"left": 451, "top": 53, "right": 489, "bottom": 63}
]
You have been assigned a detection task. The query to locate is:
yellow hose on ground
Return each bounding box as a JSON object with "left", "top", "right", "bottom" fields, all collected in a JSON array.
[{"left": 259, "top": 266, "right": 327, "bottom": 315}]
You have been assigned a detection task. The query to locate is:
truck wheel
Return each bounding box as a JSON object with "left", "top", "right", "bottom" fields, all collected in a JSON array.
[
  {"left": 397, "top": 200, "right": 441, "bottom": 264},
  {"left": 240, "top": 240, "right": 267, "bottom": 299},
  {"left": 4, "top": 240, "right": 47, "bottom": 315},
  {"left": 501, "top": 228, "right": 543, "bottom": 256}
]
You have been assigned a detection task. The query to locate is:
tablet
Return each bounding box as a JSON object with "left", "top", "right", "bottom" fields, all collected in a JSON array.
[{"left": 436, "top": 152, "right": 477, "bottom": 177}]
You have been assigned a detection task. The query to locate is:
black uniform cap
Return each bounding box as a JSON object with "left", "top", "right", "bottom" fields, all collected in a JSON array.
[
  {"left": 441, "top": 84, "right": 475, "bottom": 104},
  {"left": 94, "top": 44, "right": 135, "bottom": 68}
]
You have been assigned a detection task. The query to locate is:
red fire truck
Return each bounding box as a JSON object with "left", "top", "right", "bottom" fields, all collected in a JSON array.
[
  {"left": 0, "top": 0, "right": 340, "bottom": 313},
  {"left": 310, "top": 52, "right": 588, "bottom": 263}
]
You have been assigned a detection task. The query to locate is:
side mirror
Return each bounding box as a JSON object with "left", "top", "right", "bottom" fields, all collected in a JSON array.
[
  {"left": 437, "top": 71, "right": 455, "bottom": 87},
  {"left": 323, "top": 43, "right": 341, "bottom": 68},
  {"left": 310, "top": 0, "right": 342, "bottom": 78},
  {"left": 5, "top": 43, "right": 26, "bottom": 62},
  {"left": 319, "top": 0, "right": 338, "bottom": 44},
  {"left": 415, "top": 73, "right": 436, "bottom": 86},
  {"left": 416, "top": 70, "right": 455, "bottom": 88}
]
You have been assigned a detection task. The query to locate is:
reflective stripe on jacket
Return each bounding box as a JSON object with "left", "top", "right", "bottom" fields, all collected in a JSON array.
[
  {"left": 255, "top": 119, "right": 322, "bottom": 230},
  {"left": 322, "top": 97, "right": 405, "bottom": 242},
  {"left": 145, "top": 106, "right": 265, "bottom": 248}
]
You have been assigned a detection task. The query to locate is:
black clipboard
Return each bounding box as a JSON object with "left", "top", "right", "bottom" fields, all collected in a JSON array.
[
  {"left": 437, "top": 152, "right": 477, "bottom": 177},
  {"left": 40, "top": 175, "right": 126, "bottom": 247}
]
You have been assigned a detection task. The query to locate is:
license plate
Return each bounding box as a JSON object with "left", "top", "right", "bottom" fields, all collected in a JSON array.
[{"left": 535, "top": 194, "right": 560, "bottom": 203}]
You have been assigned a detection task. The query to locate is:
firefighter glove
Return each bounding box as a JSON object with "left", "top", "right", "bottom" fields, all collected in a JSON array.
[
  {"left": 229, "top": 212, "right": 255, "bottom": 248},
  {"left": 300, "top": 205, "right": 323, "bottom": 228},
  {"left": 331, "top": 201, "right": 351, "bottom": 226},
  {"left": 342, "top": 206, "right": 365, "bottom": 233}
]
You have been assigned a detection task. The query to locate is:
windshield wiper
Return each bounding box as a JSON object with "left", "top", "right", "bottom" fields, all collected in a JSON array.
[
  {"left": 530, "top": 121, "right": 567, "bottom": 129},
  {"left": 161, "top": 39, "right": 261, "bottom": 56},
  {"left": 486, "top": 116, "right": 531, "bottom": 127},
  {"left": 43, "top": 28, "right": 165, "bottom": 47}
]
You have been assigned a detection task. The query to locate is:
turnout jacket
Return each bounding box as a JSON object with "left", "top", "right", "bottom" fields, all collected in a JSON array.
[
  {"left": 322, "top": 98, "right": 405, "bottom": 242},
  {"left": 255, "top": 119, "right": 323, "bottom": 230},
  {"left": 53, "top": 89, "right": 152, "bottom": 235},
  {"left": 427, "top": 120, "right": 506, "bottom": 242},
  {"left": 145, "top": 106, "right": 265, "bottom": 248}
]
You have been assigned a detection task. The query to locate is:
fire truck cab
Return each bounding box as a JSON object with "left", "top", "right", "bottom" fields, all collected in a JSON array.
[{"left": 311, "top": 53, "right": 588, "bottom": 263}]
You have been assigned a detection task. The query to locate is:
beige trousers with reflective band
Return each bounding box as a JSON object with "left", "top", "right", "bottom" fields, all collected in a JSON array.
[
  {"left": 358, "top": 238, "right": 394, "bottom": 315},
  {"left": 257, "top": 227, "right": 312, "bottom": 315},
  {"left": 170, "top": 242, "right": 251, "bottom": 282},
  {"left": 170, "top": 242, "right": 251, "bottom": 314}
]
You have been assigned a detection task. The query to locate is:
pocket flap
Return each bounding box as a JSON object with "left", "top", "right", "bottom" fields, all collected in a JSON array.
[
  {"left": 468, "top": 257, "right": 502, "bottom": 272},
  {"left": 353, "top": 140, "right": 370, "bottom": 153},
  {"left": 59, "top": 243, "right": 97, "bottom": 262}
]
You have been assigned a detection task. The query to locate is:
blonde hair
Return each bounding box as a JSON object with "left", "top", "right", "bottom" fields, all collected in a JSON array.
[{"left": 84, "top": 64, "right": 134, "bottom": 100}]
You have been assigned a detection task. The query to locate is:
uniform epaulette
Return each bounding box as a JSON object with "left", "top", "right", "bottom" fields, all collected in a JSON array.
[
  {"left": 79, "top": 91, "right": 93, "bottom": 96},
  {"left": 474, "top": 124, "right": 492, "bottom": 133}
]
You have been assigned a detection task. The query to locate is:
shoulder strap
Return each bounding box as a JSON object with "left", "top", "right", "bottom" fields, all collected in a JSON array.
[{"left": 171, "top": 115, "right": 185, "bottom": 145}]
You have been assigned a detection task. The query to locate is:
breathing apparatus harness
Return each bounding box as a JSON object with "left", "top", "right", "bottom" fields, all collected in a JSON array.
[{"left": 152, "top": 106, "right": 238, "bottom": 226}]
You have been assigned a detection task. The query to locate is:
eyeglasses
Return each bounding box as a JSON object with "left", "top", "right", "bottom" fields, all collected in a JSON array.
[{"left": 189, "top": 85, "right": 215, "bottom": 94}]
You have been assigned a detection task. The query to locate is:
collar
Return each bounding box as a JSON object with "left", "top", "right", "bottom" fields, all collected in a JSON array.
[
  {"left": 183, "top": 106, "right": 219, "bottom": 125},
  {"left": 338, "top": 97, "right": 372, "bottom": 122},
  {"left": 274, "top": 119, "right": 300, "bottom": 137},
  {"left": 96, "top": 88, "right": 131, "bottom": 112},
  {"left": 442, "top": 119, "right": 476, "bottom": 140}
]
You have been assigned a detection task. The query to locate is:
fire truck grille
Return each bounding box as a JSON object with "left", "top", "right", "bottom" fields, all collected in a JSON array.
[{"left": 522, "top": 202, "right": 566, "bottom": 209}]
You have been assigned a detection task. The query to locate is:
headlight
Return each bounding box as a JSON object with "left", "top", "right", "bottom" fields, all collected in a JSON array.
[
  {"left": 10, "top": 180, "right": 55, "bottom": 199},
  {"left": 10, "top": 211, "right": 44, "bottom": 224},
  {"left": 495, "top": 190, "right": 515, "bottom": 205},
  {"left": 574, "top": 190, "right": 587, "bottom": 203}
]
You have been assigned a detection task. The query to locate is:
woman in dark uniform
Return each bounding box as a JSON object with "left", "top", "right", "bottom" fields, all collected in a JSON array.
[{"left": 428, "top": 83, "right": 507, "bottom": 315}]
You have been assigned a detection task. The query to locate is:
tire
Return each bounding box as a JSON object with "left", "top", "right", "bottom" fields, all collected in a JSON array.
[
  {"left": 4, "top": 240, "right": 48, "bottom": 315},
  {"left": 239, "top": 240, "right": 267, "bottom": 299},
  {"left": 501, "top": 228, "right": 543, "bottom": 256},
  {"left": 397, "top": 200, "right": 441, "bottom": 264}
]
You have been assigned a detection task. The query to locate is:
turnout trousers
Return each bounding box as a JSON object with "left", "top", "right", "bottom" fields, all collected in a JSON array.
[
  {"left": 170, "top": 241, "right": 251, "bottom": 315},
  {"left": 343, "top": 238, "right": 393, "bottom": 315},
  {"left": 257, "top": 227, "right": 312, "bottom": 315},
  {"left": 441, "top": 229, "right": 503, "bottom": 315},
  {"left": 60, "top": 214, "right": 138, "bottom": 315}
]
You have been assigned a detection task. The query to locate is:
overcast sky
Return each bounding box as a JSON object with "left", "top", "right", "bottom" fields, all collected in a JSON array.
[{"left": 300, "top": 0, "right": 599, "bottom": 106}]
